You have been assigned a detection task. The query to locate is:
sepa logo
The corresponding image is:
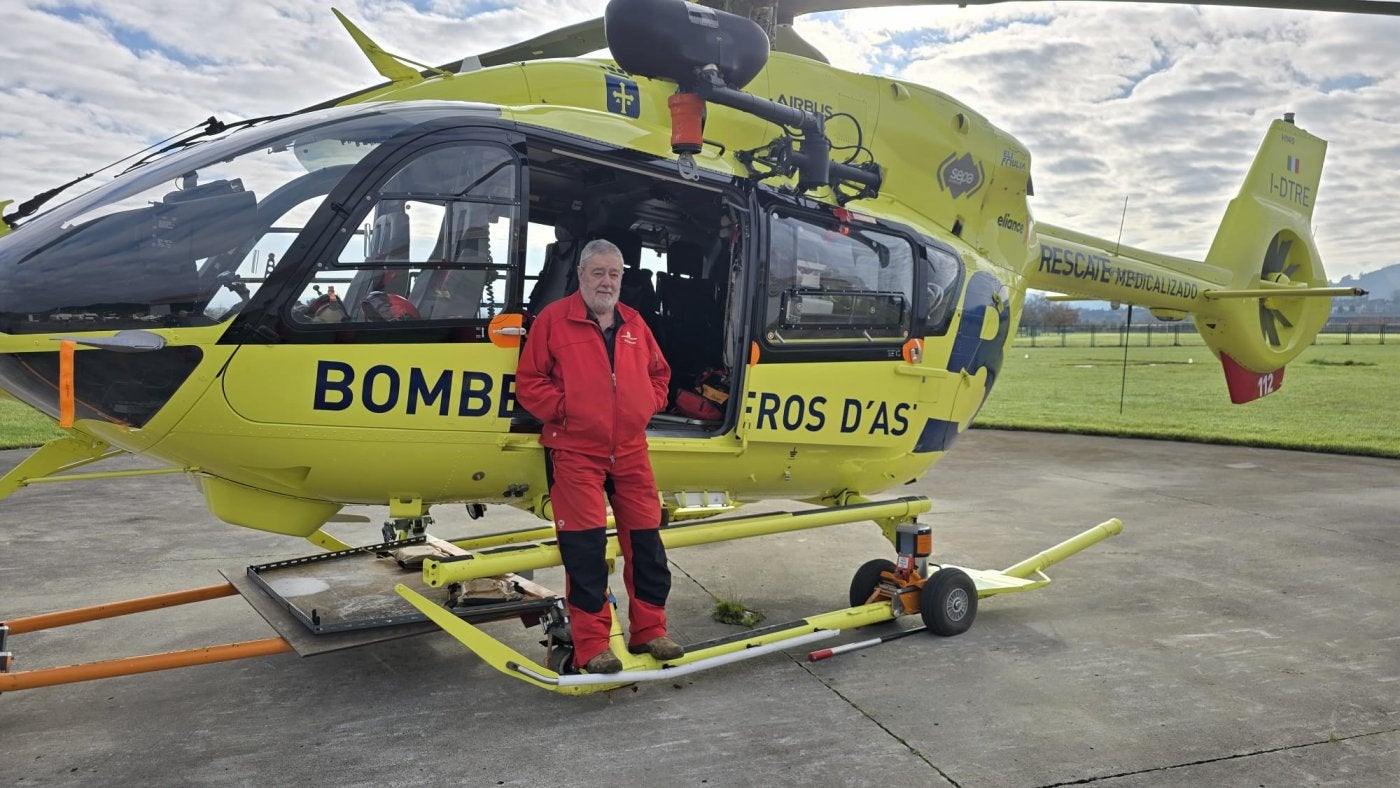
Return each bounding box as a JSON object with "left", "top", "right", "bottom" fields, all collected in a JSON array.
[
  {"left": 620, "top": 328, "right": 639, "bottom": 345},
  {"left": 937, "top": 152, "right": 985, "bottom": 199}
]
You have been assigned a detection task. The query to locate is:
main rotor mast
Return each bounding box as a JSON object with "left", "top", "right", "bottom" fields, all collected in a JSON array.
[{"left": 716, "top": 1, "right": 780, "bottom": 41}]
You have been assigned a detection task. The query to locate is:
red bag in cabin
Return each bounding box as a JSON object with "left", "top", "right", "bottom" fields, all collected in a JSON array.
[{"left": 675, "top": 389, "right": 723, "bottom": 420}]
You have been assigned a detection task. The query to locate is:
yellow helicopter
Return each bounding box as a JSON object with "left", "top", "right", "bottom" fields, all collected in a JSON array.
[{"left": 0, "top": 0, "right": 1375, "bottom": 694}]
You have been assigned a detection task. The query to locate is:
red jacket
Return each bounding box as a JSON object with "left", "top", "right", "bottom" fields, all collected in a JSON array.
[{"left": 515, "top": 292, "right": 670, "bottom": 458}]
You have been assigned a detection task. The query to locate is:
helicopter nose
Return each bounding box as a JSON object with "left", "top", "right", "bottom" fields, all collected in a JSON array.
[
  {"left": 0, "top": 235, "right": 206, "bottom": 432},
  {"left": 0, "top": 342, "right": 205, "bottom": 430}
]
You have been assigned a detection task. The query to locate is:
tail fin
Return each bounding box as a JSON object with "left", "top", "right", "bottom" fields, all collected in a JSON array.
[{"left": 1195, "top": 116, "right": 1331, "bottom": 396}]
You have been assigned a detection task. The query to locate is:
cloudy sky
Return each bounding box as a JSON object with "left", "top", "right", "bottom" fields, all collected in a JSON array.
[{"left": 2, "top": 0, "right": 1398, "bottom": 280}]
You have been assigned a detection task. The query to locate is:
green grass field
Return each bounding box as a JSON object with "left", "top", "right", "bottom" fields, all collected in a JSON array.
[
  {"left": 2, "top": 342, "right": 1396, "bottom": 456},
  {"left": 980, "top": 342, "right": 1399, "bottom": 457},
  {"left": 0, "top": 399, "right": 64, "bottom": 450}
]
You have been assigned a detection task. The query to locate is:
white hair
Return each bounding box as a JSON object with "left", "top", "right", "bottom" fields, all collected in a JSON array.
[{"left": 578, "top": 238, "right": 623, "bottom": 268}]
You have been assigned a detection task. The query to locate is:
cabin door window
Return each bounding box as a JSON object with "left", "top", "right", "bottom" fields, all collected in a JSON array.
[
  {"left": 291, "top": 142, "right": 520, "bottom": 327},
  {"left": 763, "top": 211, "right": 915, "bottom": 349}
]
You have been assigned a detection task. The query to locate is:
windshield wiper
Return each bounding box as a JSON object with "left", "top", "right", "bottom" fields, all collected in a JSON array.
[{"left": 3, "top": 112, "right": 291, "bottom": 231}]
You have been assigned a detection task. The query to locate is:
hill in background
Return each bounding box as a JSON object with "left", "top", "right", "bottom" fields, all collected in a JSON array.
[{"left": 1336, "top": 263, "right": 1400, "bottom": 302}]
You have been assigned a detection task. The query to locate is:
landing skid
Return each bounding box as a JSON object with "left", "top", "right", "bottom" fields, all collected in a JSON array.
[
  {"left": 397, "top": 500, "right": 1124, "bottom": 695},
  {"left": 398, "top": 584, "right": 889, "bottom": 695}
]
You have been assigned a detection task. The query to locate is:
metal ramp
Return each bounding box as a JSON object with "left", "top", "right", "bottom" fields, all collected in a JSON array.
[{"left": 225, "top": 535, "right": 558, "bottom": 656}]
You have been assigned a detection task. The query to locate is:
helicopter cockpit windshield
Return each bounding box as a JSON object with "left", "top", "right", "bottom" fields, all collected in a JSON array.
[{"left": 0, "top": 103, "right": 495, "bottom": 335}]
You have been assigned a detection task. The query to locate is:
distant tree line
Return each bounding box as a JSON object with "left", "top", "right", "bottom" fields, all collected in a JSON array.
[
  {"left": 1020, "top": 295, "right": 1082, "bottom": 328},
  {"left": 1022, "top": 292, "right": 1400, "bottom": 330}
]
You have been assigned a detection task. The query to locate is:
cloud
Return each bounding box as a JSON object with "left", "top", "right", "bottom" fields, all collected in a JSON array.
[
  {"left": 797, "top": 2, "right": 1400, "bottom": 277},
  {"left": 0, "top": 0, "right": 599, "bottom": 208},
  {"left": 2, "top": 0, "right": 1397, "bottom": 280}
]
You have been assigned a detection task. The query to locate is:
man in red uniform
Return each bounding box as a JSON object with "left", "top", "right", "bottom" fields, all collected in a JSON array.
[{"left": 515, "top": 239, "right": 683, "bottom": 674}]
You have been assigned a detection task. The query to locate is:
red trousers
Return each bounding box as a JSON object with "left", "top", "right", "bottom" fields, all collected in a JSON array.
[{"left": 547, "top": 447, "right": 671, "bottom": 666}]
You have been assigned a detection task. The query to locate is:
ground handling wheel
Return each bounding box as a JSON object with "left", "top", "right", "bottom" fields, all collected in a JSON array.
[
  {"left": 547, "top": 644, "right": 576, "bottom": 675},
  {"left": 849, "top": 558, "right": 897, "bottom": 607},
  {"left": 920, "top": 568, "right": 977, "bottom": 636}
]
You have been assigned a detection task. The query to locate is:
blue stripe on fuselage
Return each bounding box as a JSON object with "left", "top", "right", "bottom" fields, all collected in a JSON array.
[{"left": 911, "top": 272, "right": 1011, "bottom": 454}]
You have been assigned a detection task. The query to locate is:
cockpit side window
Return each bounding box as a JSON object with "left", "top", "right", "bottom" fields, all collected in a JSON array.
[
  {"left": 921, "top": 242, "right": 964, "bottom": 336},
  {"left": 291, "top": 143, "right": 518, "bottom": 326},
  {"left": 763, "top": 211, "right": 915, "bottom": 346}
]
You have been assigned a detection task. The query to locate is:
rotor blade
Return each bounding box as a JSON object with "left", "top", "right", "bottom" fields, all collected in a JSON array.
[
  {"left": 441, "top": 17, "right": 606, "bottom": 73},
  {"left": 775, "top": 0, "right": 1400, "bottom": 22},
  {"left": 776, "top": 23, "right": 831, "bottom": 63},
  {"left": 1273, "top": 308, "right": 1294, "bottom": 329},
  {"left": 775, "top": 0, "right": 954, "bottom": 22},
  {"left": 1262, "top": 234, "right": 1293, "bottom": 277},
  {"left": 1283, "top": 263, "right": 1301, "bottom": 278},
  {"left": 1260, "top": 303, "right": 1281, "bottom": 346}
]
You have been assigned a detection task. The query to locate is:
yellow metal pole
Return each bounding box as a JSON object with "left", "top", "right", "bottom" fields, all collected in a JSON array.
[
  {"left": 1001, "top": 519, "right": 1123, "bottom": 580},
  {"left": 1203, "top": 286, "right": 1365, "bottom": 299},
  {"left": 20, "top": 466, "right": 198, "bottom": 485},
  {"left": 0, "top": 638, "right": 293, "bottom": 692},
  {"left": 423, "top": 496, "right": 932, "bottom": 587},
  {"left": 661, "top": 497, "right": 930, "bottom": 549},
  {"left": 450, "top": 525, "right": 558, "bottom": 551}
]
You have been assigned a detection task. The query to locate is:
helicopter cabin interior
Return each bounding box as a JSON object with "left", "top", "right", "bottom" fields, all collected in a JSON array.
[
  {"left": 521, "top": 147, "right": 744, "bottom": 432},
  {"left": 283, "top": 136, "right": 747, "bottom": 436}
]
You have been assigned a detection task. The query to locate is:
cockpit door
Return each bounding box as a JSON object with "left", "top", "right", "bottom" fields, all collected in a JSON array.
[
  {"left": 738, "top": 204, "right": 924, "bottom": 452},
  {"left": 221, "top": 131, "right": 529, "bottom": 434}
]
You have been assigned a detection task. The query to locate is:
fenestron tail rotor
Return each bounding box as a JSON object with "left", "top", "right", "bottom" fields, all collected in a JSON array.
[
  {"left": 1259, "top": 233, "right": 1290, "bottom": 346},
  {"left": 1258, "top": 232, "right": 1303, "bottom": 348}
]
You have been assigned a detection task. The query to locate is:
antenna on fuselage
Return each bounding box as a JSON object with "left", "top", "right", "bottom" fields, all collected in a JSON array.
[{"left": 1115, "top": 196, "right": 1131, "bottom": 415}]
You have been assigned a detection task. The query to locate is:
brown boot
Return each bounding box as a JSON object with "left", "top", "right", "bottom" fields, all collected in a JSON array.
[
  {"left": 582, "top": 650, "right": 623, "bottom": 674},
  {"left": 629, "top": 635, "right": 684, "bottom": 660}
]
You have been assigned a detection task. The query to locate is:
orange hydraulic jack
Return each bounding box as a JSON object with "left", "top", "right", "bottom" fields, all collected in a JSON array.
[
  {"left": 812, "top": 517, "right": 1126, "bottom": 662},
  {"left": 0, "top": 584, "right": 292, "bottom": 693},
  {"left": 851, "top": 520, "right": 979, "bottom": 636}
]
